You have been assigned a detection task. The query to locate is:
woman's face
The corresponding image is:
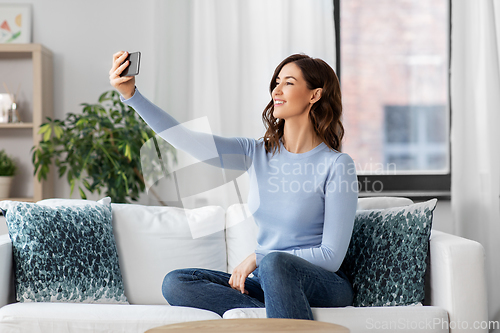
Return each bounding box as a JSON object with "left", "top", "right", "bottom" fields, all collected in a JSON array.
[{"left": 272, "top": 62, "right": 316, "bottom": 121}]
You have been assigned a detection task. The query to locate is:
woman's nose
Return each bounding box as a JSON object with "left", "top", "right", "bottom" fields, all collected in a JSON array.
[{"left": 273, "top": 83, "right": 282, "bottom": 96}]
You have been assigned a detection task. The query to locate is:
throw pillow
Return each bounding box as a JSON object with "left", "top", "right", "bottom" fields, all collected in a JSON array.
[
  {"left": 340, "top": 198, "right": 437, "bottom": 307},
  {"left": 0, "top": 199, "right": 128, "bottom": 303}
]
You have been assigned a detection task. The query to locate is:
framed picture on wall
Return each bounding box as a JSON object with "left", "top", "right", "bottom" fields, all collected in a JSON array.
[{"left": 0, "top": 4, "right": 32, "bottom": 43}]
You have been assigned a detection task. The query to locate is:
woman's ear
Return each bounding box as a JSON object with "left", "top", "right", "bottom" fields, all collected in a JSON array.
[{"left": 311, "top": 88, "right": 323, "bottom": 104}]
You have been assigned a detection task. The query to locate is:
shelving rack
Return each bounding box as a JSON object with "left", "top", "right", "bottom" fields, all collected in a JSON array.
[{"left": 0, "top": 43, "right": 54, "bottom": 202}]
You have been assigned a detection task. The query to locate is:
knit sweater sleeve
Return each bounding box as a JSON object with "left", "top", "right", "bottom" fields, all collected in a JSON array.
[{"left": 121, "top": 89, "right": 254, "bottom": 170}]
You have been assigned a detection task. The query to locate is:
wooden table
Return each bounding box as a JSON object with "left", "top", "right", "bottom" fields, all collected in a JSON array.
[{"left": 146, "top": 318, "right": 350, "bottom": 333}]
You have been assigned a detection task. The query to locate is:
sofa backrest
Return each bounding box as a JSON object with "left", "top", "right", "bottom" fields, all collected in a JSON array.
[
  {"left": 225, "top": 204, "right": 259, "bottom": 274},
  {"left": 110, "top": 203, "right": 227, "bottom": 305}
]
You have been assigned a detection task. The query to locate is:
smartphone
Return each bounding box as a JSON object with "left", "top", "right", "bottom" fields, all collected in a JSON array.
[{"left": 120, "top": 52, "right": 141, "bottom": 77}]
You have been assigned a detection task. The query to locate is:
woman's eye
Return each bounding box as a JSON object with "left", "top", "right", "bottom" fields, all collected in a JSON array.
[{"left": 286, "top": 82, "right": 293, "bottom": 85}]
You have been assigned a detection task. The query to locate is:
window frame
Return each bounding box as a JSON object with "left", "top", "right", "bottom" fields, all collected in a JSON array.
[{"left": 333, "top": 0, "right": 451, "bottom": 200}]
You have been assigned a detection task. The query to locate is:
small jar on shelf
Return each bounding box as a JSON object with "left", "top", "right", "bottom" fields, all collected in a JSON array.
[{"left": 7, "top": 102, "right": 20, "bottom": 123}]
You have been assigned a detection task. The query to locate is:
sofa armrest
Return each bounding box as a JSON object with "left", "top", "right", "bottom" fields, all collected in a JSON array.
[
  {"left": 0, "top": 234, "right": 12, "bottom": 307},
  {"left": 427, "top": 230, "right": 488, "bottom": 333}
]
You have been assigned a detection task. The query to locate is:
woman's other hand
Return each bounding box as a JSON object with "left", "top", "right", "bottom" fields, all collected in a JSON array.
[
  {"left": 229, "top": 253, "right": 257, "bottom": 294},
  {"left": 109, "top": 51, "right": 136, "bottom": 99}
]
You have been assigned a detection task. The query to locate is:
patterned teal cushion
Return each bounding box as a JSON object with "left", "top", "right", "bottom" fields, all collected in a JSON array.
[
  {"left": 340, "top": 199, "right": 437, "bottom": 307},
  {"left": 1, "top": 200, "right": 128, "bottom": 303}
]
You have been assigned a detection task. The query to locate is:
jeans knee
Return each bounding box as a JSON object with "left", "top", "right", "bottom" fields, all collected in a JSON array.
[
  {"left": 162, "top": 269, "right": 186, "bottom": 304},
  {"left": 259, "top": 252, "right": 295, "bottom": 277}
]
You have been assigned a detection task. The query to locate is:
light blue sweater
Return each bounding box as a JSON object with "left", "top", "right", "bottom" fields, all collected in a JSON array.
[{"left": 123, "top": 90, "right": 358, "bottom": 273}]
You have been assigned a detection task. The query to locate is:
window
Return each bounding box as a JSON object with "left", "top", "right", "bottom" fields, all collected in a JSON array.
[
  {"left": 334, "top": 0, "right": 451, "bottom": 197},
  {"left": 384, "top": 105, "right": 448, "bottom": 171}
]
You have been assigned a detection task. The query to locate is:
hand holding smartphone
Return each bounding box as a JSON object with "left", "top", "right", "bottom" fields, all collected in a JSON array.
[{"left": 120, "top": 52, "right": 141, "bottom": 77}]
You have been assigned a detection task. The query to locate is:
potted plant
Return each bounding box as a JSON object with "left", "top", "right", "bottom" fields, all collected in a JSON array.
[
  {"left": 0, "top": 149, "right": 17, "bottom": 199},
  {"left": 32, "top": 90, "right": 176, "bottom": 204}
]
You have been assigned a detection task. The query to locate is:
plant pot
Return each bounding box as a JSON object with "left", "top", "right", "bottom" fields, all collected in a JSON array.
[{"left": 0, "top": 176, "right": 13, "bottom": 199}]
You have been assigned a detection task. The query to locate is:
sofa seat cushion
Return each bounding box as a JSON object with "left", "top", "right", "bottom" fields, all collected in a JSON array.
[
  {"left": 0, "top": 303, "right": 221, "bottom": 333},
  {"left": 223, "top": 306, "right": 448, "bottom": 333}
]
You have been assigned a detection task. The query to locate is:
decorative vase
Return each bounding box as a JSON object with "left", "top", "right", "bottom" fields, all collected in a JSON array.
[{"left": 0, "top": 176, "right": 13, "bottom": 199}]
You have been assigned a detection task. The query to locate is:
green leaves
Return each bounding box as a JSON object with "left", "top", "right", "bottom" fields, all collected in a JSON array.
[
  {"left": 31, "top": 90, "right": 176, "bottom": 203},
  {"left": 0, "top": 149, "right": 17, "bottom": 176}
]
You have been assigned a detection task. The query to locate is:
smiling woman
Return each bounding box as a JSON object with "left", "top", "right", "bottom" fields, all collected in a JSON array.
[
  {"left": 109, "top": 51, "right": 358, "bottom": 320},
  {"left": 263, "top": 54, "right": 344, "bottom": 156},
  {"left": 272, "top": 64, "right": 315, "bottom": 121}
]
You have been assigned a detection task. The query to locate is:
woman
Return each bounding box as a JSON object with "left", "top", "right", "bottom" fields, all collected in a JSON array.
[{"left": 109, "top": 52, "right": 358, "bottom": 320}]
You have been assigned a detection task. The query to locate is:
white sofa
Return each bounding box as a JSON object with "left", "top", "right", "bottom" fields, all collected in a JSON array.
[{"left": 0, "top": 197, "right": 488, "bottom": 333}]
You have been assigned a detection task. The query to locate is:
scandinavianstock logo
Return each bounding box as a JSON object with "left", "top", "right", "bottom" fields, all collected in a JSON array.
[{"left": 139, "top": 117, "right": 390, "bottom": 239}]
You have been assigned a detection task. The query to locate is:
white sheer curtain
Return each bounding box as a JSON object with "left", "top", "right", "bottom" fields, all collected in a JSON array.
[
  {"left": 451, "top": 0, "right": 500, "bottom": 327},
  {"left": 151, "top": 0, "right": 335, "bottom": 208}
]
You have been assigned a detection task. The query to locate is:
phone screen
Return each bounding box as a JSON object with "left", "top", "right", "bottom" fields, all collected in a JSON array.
[{"left": 120, "top": 52, "right": 141, "bottom": 77}]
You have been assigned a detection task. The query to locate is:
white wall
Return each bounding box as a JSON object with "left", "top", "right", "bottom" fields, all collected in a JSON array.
[{"left": 0, "top": 0, "right": 156, "bottom": 201}]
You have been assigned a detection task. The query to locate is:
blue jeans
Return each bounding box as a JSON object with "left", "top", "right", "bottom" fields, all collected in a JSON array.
[{"left": 162, "top": 252, "right": 353, "bottom": 319}]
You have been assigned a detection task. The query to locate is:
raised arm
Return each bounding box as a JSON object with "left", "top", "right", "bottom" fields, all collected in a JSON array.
[{"left": 109, "top": 51, "right": 254, "bottom": 170}]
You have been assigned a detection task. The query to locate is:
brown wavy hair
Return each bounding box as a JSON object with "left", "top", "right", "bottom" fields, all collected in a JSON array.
[{"left": 261, "top": 54, "right": 344, "bottom": 155}]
